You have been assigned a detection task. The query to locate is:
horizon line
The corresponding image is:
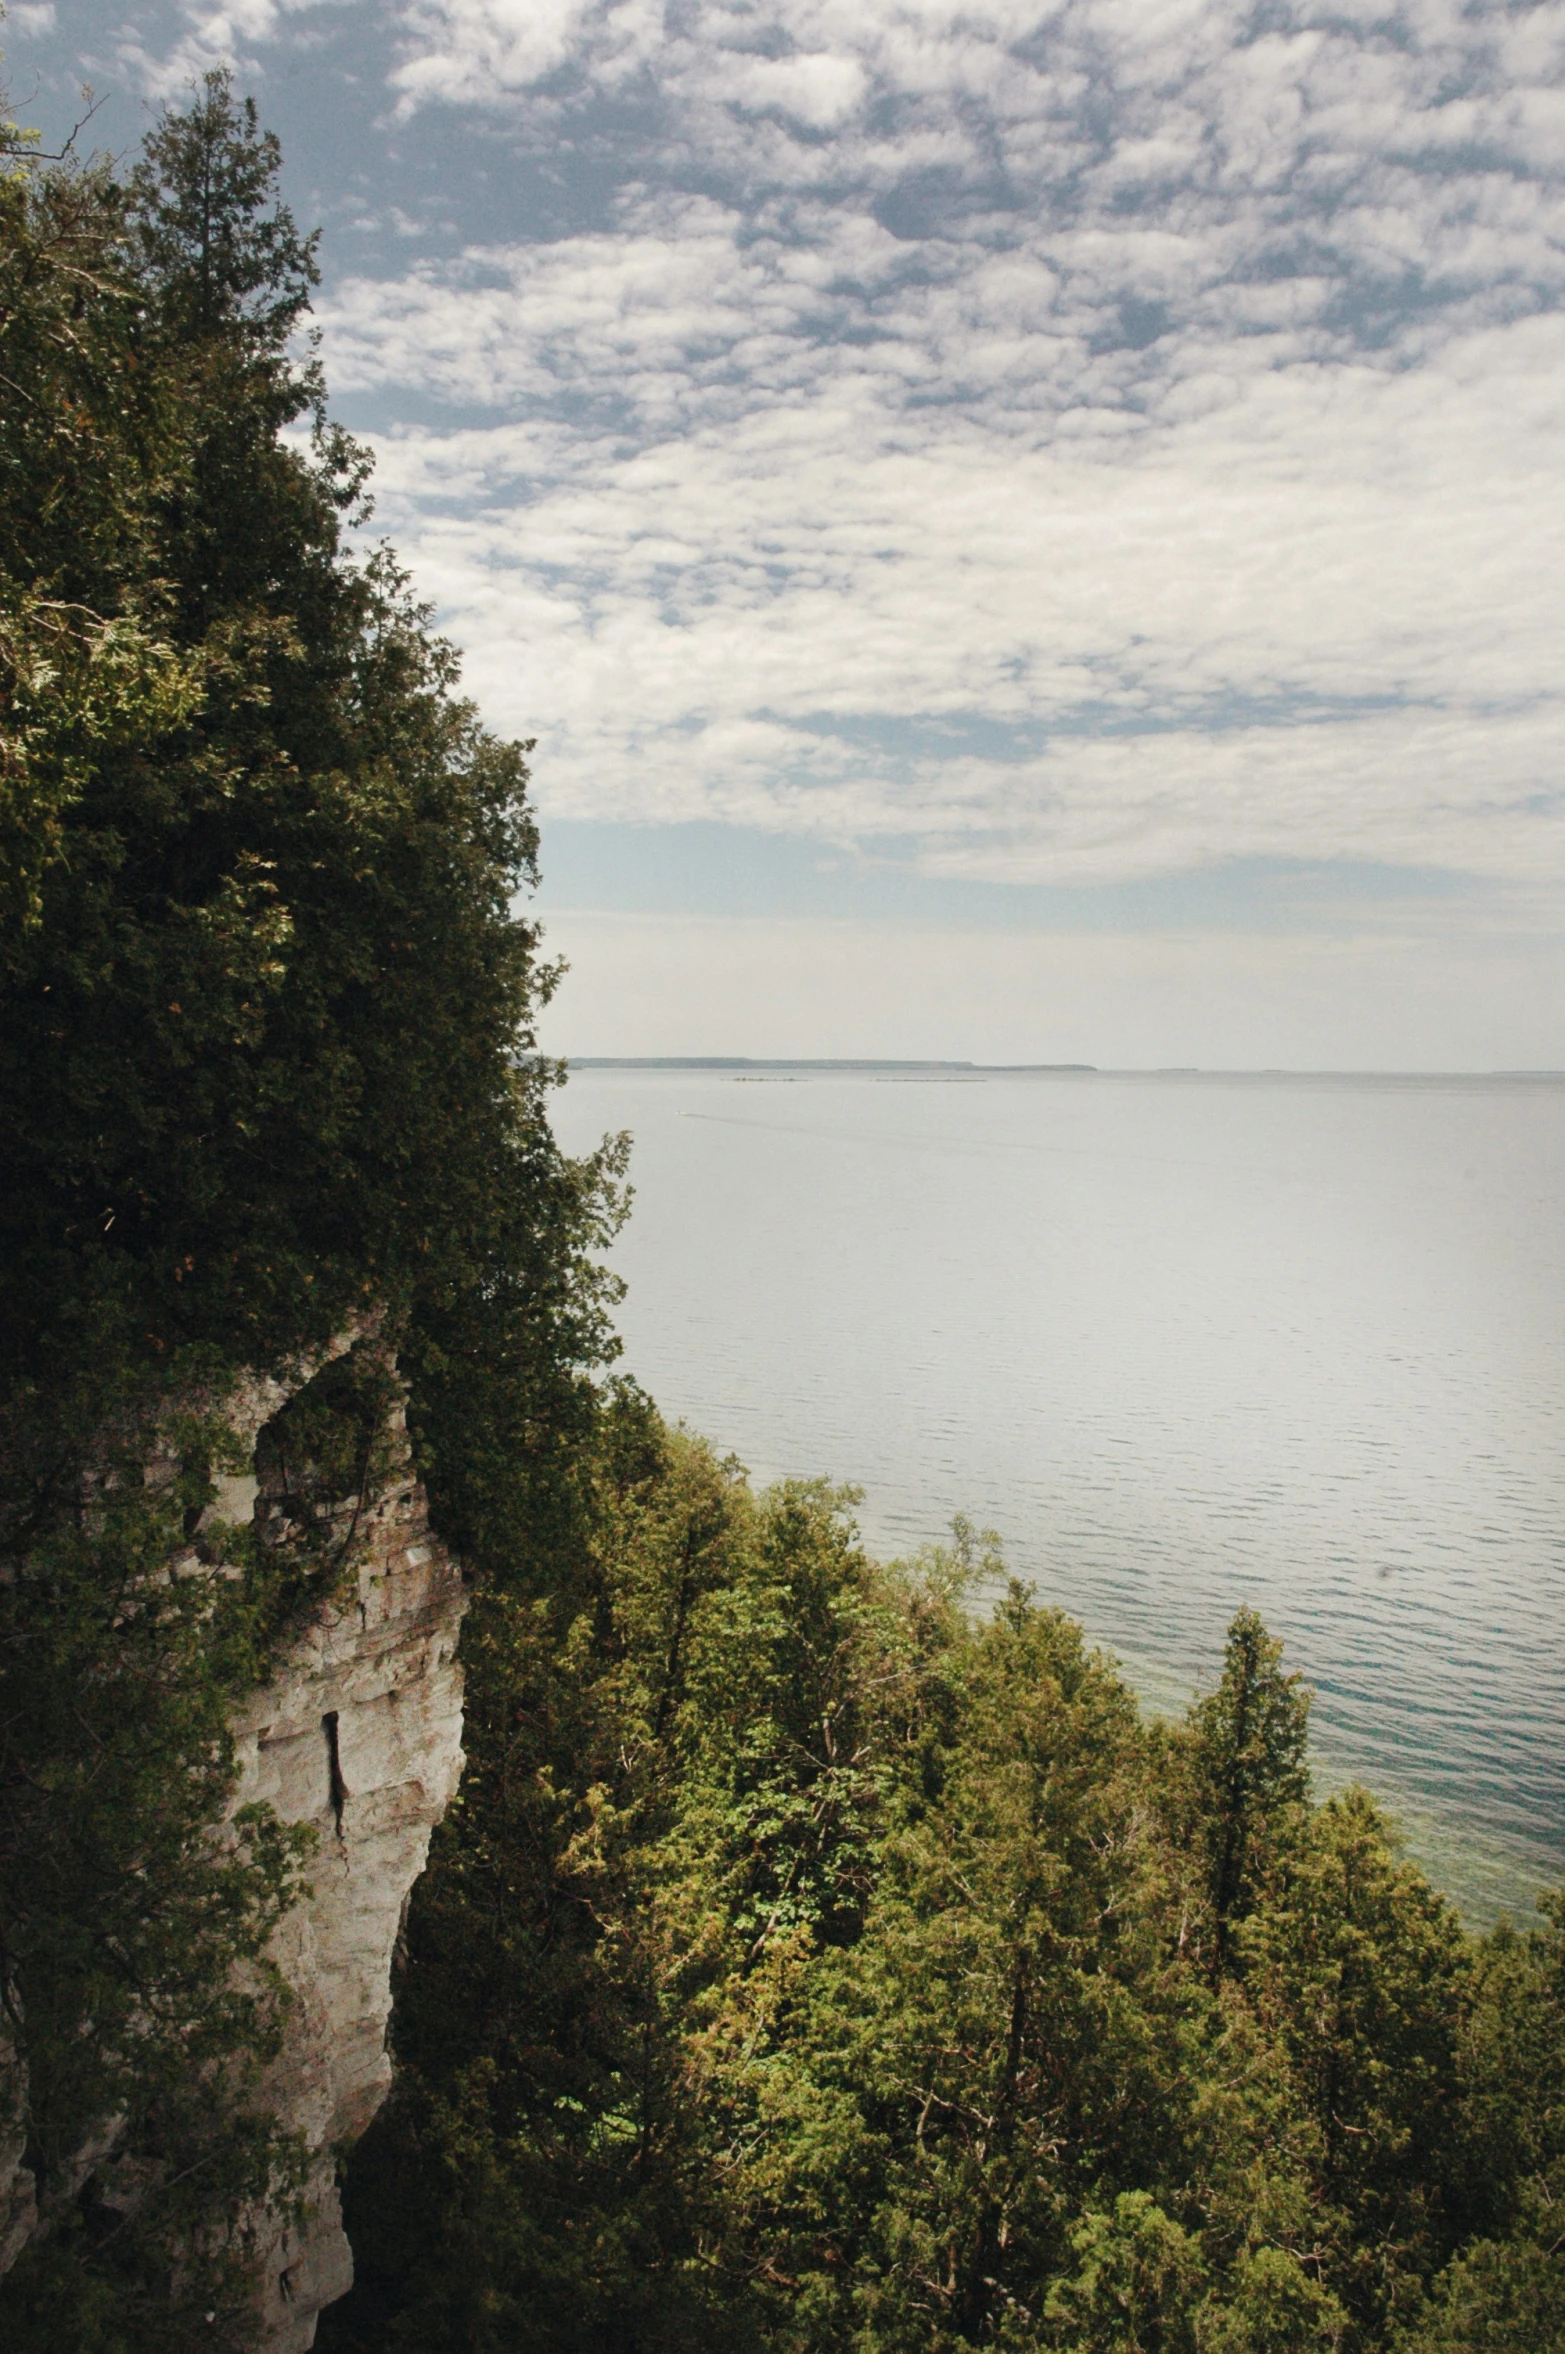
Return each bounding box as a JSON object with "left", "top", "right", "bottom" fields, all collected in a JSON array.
[{"left": 564, "top": 1057, "right": 1565, "bottom": 1078}]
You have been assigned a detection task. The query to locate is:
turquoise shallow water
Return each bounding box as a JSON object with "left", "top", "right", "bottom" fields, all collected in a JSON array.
[{"left": 551, "top": 1068, "right": 1565, "bottom": 1922}]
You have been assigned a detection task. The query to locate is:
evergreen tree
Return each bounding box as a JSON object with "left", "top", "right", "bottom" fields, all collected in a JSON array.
[
  {"left": 1247, "top": 1789, "right": 1471, "bottom": 2333},
  {"left": 1187, "top": 1607, "right": 1311, "bottom": 1978},
  {"left": 327, "top": 1463, "right": 1565, "bottom": 2354},
  {"left": 0, "top": 71, "right": 621, "bottom": 2343}
]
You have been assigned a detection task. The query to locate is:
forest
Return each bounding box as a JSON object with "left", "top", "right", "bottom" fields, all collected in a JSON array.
[
  {"left": 1, "top": 68, "right": 1562, "bottom": 2354},
  {"left": 313, "top": 1396, "right": 1565, "bottom": 2354}
]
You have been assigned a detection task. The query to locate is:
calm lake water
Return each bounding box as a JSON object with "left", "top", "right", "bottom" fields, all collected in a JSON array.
[{"left": 550, "top": 1067, "right": 1565, "bottom": 1920}]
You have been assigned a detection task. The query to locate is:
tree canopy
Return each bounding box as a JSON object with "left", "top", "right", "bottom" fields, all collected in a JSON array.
[
  {"left": 322, "top": 1408, "right": 1565, "bottom": 2354},
  {"left": 0, "top": 68, "right": 622, "bottom": 2346}
]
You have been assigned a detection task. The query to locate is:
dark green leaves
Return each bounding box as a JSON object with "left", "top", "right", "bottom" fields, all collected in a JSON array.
[
  {"left": 131, "top": 73, "right": 318, "bottom": 354},
  {"left": 0, "top": 68, "right": 621, "bottom": 2343},
  {"left": 1187, "top": 1605, "right": 1311, "bottom": 1978},
  {"left": 326, "top": 1504, "right": 1565, "bottom": 2354}
]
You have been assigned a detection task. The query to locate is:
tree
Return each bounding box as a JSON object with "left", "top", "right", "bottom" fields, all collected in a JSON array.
[
  {"left": 1044, "top": 2192, "right": 1206, "bottom": 2354},
  {"left": 1246, "top": 1790, "right": 1471, "bottom": 2333},
  {"left": 703, "top": 1586, "right": 1169, "bottom": 2352},
  {"left": 1186, "top": 1608, "right": 1311, "bottom": 1979},
  {"left": 1399, "top": 1891, "right": 1565, "bottom": 2352},
  {"left": 320, "top": 1462, "right": 1563, "bottom": 2354},
  {"left": 324, "top": 1411, "right": 779, "bottom": 2353},
  {"left": 0, "top": 71, "right": 622, "bottom": 2342},
  {"left": 1397, "top": 2237, "right": 1565, "bottom": 2354},
  {"left": 1, "top": 68, "right": 605, "bottom": 1434}
]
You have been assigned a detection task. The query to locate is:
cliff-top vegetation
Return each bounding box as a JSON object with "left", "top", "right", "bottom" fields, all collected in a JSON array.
[
  {"left": 318, "top": 1402, "right": 1565, "bottom": 2354},
  {"left": 0, "top": 65, "right": 621, "bottom": 2346}
]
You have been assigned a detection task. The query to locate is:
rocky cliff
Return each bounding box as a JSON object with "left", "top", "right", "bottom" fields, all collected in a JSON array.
[
  {"left": 0, "top": 1340, "right": 468, "bottom": 2350},
  {"left": 227, "top": 1350, "right": 468, "bottom": 2351}
]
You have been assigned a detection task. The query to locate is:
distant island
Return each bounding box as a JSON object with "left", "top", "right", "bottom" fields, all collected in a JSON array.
[{"left": 568, "top": 1056, "right": 1099, "bottom": 1072}]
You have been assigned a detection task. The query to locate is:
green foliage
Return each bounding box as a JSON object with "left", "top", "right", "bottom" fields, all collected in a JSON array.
[
  {"left": 1245, "top": 1792, "right": 1471, "bottom": 2326},
  {"left": 0, "top": 67, "right": 622, "bottom": 2339},
  {"left": 1396, "top": 2236, "right": 1565, "bottom": 2354},
  {"left": 1, "top": 67, "right": 595, "bottom": 1422},
  {"left": 1044, "top": 2193, "right": 1206, "bottom": 2353},
  {"left": 1197, "top": 2245, "right": 1348, "bottom": 2354},
  {"left": 0, "top": 1408, "right": 317, "bottom": 2348},
  {"left": 1393, "top": 1892, "right": 1565, "bottom": 2353},
  {"left": 325, "top": 1413, "right": 1565, "bottom": 2354},
  {"left": 1183, "top": 1606, "right": 1311, "bottom": 1980},
  {"left": 757, "top": 1591, "right": 1159, "bottom": 2349}
]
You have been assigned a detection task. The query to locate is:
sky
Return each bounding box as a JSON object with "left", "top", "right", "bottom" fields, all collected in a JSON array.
[{"left": 11, "top": 0, "right": 1565, "bottom": 1064}]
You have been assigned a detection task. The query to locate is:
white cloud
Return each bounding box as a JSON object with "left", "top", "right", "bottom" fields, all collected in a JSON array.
[
  {"left": 104, "top": 0, "right": 1565, "bottom": 904},
  {"left": 325, "top": 197, "right": 1565, "bottom": 883},
  {"left": 381, "top": 0, "right": 1565, "bottom": 263},
  {"left": 390, "top": 0, "right": 604, "bottom": 111},
  {"left": 112, "top": 0, "right": 333, "bottom": 97},
  {"left": 679, "top": 47, "right": 869, "bottom": 127}
]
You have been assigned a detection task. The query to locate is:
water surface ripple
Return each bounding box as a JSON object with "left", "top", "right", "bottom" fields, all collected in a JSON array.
[{"left": 552, "top": 1070, "right": 1565, "bottom": 1919}]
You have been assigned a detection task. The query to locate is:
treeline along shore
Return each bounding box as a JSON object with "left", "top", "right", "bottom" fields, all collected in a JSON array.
[{"left": 1, "top": 72, "right": 1561, "bottom": 2354}]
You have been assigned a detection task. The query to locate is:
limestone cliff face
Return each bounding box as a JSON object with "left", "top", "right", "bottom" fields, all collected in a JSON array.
[
  {"left": 0, "top": 1339, "right": 468, "bottom": 2351},
  {"left": 226, "top": 1355, "right": 468, "bottom": 2352},
  {"left": 0, "top": 2023, "right": 31, "bottom": 2279}
]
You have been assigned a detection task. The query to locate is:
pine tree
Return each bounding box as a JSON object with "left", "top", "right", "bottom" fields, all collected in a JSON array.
[{"left": 1188, "top": 1606, "right": 1311, "bottom": 1978}]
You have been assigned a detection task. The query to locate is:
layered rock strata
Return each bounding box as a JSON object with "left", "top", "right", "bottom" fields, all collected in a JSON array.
[
  {"left": 0, "top": 1340, "right": 467, "bottom": 2351},
  {"left": 229, "top": 1356, "right": 467, "bottom": 2351}
]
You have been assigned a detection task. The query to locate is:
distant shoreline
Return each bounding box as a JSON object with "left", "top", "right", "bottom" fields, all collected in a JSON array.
[
  {"left": 568, "top": 1056, "right": 1097, "bottom": 1073},
  {"left": 565, "top": 1058, "right": 1565, "bottom": 1080}
]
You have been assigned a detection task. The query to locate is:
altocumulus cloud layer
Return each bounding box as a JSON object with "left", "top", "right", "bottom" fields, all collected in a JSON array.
[{"left": 14, "top": 0, "right": 1565, "bottom": 1042}]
